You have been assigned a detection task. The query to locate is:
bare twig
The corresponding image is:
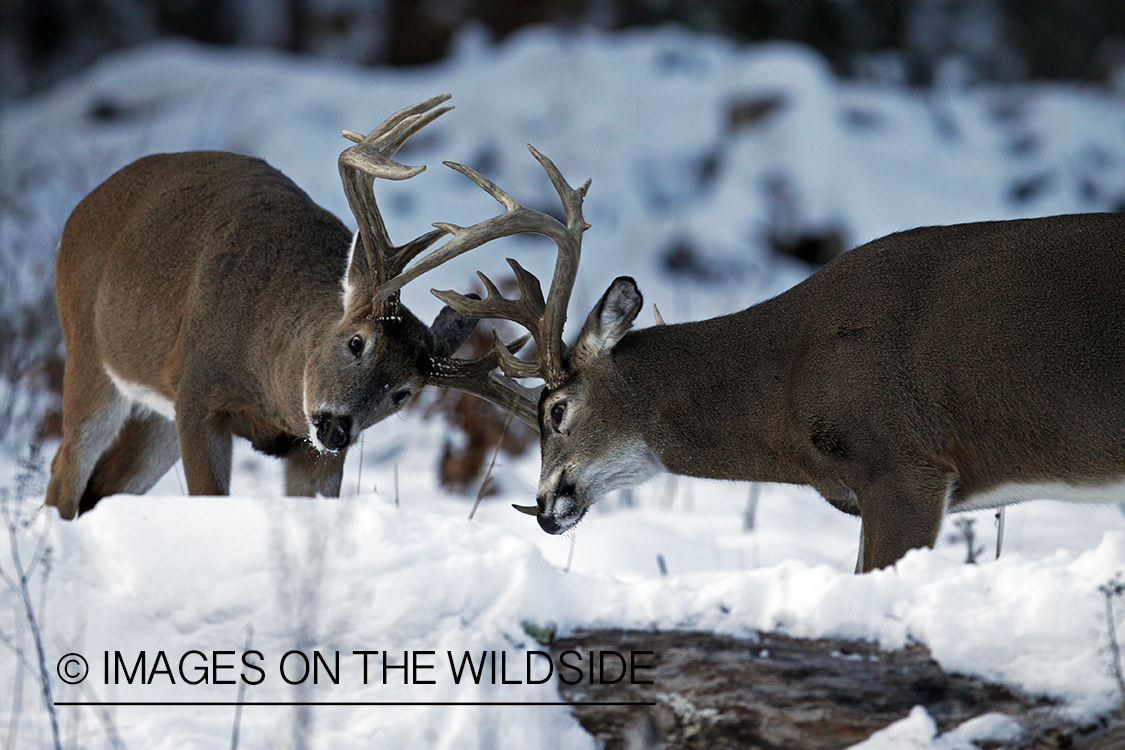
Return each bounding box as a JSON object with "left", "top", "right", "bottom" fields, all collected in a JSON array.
[
  {"left": 0, "top": 447, "right": 60, "bottom": 750},
  {"left": 469, "top": 399, "right": 517, "bottom": 521},
  {"left": 743, "top": 483, "right": 760, "bottom": 532},
  {"left": 231, "top": 624, "right": 254, "bottom": 750},
  {"left": 1099, "top": 574, "right": 1125, "bottom": 709},
  {"left": 355, "top": 435, "right": 365, "bottom": 497},
  {"left": 949, "top": 517, "right": 983, "bottom": 565},
  {"left": 564, "top": 535, "right": 576, "bottom": 574},
  {"left": 75, "top": 680, "right": 129, "bottom": 750},
  {"left": 995, "top": 508, "right": 1005, "bottom": 560}
]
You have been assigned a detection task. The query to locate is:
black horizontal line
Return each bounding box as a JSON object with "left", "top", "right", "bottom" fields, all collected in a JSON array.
[{"left": 55, "top": 701, "right": 656, "bottom": 707}]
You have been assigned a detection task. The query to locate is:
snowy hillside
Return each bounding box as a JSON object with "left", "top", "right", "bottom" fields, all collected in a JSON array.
[{"left": 3, "top": 26, "right": 1125, "bottom": 749}]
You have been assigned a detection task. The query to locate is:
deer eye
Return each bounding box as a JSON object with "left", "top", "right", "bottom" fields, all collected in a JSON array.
[
  {"left": 392, "top": 390, "right": 411, "bottom": 407},
  {"left": 348, "top": 335, "right": 365, "bottom": 356},
  {"left": 549, "top": 401, "right": 567, "bottom": 429}
]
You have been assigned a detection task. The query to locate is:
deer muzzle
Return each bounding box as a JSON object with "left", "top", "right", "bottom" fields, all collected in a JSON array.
[
  {"left": 312, "top": 412, "right": 353, "bottom": 452},
  {"left": 536, "top": 477, "right": 583, "bottom": 534}
]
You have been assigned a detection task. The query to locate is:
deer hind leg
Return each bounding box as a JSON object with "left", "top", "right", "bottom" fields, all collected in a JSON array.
[
  {"left": 284, "top": 443, "right": 346, "bottom": 498},
  {"left": 46, "top": 370, "right": 131, "bottom": 520},
  {"left": 855, "top": 464, "right": 953, "bottom": 573},
  {"left": 79, "top": 410, "right": 180, "bottom": 514}
]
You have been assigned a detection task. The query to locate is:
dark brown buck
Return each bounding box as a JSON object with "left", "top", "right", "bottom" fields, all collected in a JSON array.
[
  {"left": 428, "top": 150, "right": 1125, "bottom": 571},
  {"left": 46, "top": 95, "right": 529, "bottom": 519}
]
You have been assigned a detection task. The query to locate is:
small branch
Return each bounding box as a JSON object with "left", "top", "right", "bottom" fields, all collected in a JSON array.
[
  {"left": 949, "top": 517, "right": 983, "bottom": 565},
  {"left": 231, "top": 625, "right": 254, "bottom": 750},
  {"left": 2, "top": 449, "right": 61, "bottom": 750},
  {"left": 355, "top": 435, "right": 365, "bottom": 497},
  {"left": 1099, "top": 575, "right": 1125, "bottom": 709},
  {"left": 743, "top": 483, "right": 760, "bottom": 532},
  {"left": 0, "top": 626, "right": 38, "bottom": 671},
  {"left": 75, "top": 681, "right": 129, "bottom": 750},
  {"left": 994, "top": 508, "right": 1005, "bottom": 560},
  {"left": 469, "top": 399, "right": 517, "bottom": 521}
]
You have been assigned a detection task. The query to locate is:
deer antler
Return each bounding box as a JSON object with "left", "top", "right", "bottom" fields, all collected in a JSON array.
[
  {"left": 425, "top": 331, "right": 542, "bottom": 427},
  {"left": 338, "top": 94, "right": 454, "bottom": 312},
  {"left": 340, "top": 107, "right": 588, "bottom": 428},
  {"left": 429, "top": 145, "right": 590, "bottom": 390}
]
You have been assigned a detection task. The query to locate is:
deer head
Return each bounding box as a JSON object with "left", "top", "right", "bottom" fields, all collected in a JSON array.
[
  {"left": 426, "top": 145, "right": 659, "bottom": 532},
  {"left": 302, "top": 95, "right": 486, "bottom": 452}
]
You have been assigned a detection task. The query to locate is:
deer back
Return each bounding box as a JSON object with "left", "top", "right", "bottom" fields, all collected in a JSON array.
[{"left": 783, "top": 214, "right": 1125, "bottom": 499}]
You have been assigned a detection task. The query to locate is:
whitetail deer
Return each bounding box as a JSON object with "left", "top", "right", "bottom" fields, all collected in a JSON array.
[
  {"left": 46, "top": 95, "right": 533, "bottom": 519},
  {"left": 428, "top": 149, "right": 1125, "bottom": 572}
]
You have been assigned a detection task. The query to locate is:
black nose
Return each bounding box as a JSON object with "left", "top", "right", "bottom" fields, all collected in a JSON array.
[
  {"left": 537, "top": 478, "right": 577, "bottom": 535},
  {"left": 537, "top": 513, "right": 564, "bottom": 534},
  {"left": 313, "top": 413, "right": 352, "bottom": 451}
]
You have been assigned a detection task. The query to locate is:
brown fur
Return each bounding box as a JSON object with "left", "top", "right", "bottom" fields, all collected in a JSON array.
[
  {"left": 47, "top": 151, "right": 473, "bottom": 518},
  {"left": 537, "top": 213, "right": 1125, "bottom": 571}
]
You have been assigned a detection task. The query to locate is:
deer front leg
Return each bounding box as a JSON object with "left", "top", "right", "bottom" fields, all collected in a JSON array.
[
  {"left": 284, "top": 443, "right": 346, "bottom": 497},
  {"left": 855, "top": 465, "right": 952, "bottom": 572},
  {"left": 175, "top": 409, "right": 233, "bottom": 496}
]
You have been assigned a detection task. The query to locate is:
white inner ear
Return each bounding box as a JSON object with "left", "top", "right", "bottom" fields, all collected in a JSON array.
[
  {"left": 598, "top": 303, "right": 628, "bottom": 341},
  {"left": 593, "top": 284, "right": 640, "bottom": 350},
  {"left": 582, "top": 324, "right": 617, "bottom": 359},
  {"left": 574, "top": 281, "right": 642, "bottom": 363},
  {"left": 340, "top": 230, "right": 361, "bottom": 312}
]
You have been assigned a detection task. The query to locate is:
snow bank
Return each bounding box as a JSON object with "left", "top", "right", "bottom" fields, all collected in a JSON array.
[{"left": 3, "top": 482, "right": 1121, "bottom": 748}]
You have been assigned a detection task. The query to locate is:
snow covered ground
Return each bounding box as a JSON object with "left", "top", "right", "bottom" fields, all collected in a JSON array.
[{"left": 3, "top": 25, "right": 1125, "bottom": 749}]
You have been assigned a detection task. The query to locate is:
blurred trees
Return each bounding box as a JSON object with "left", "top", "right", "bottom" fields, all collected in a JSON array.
[{"left": 3, "top": 0, "right": 1125, "bottom": 99}]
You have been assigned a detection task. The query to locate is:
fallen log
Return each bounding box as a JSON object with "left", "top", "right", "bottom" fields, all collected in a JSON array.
[{"left": 549, "top": 629, "right": 1120, "bottom": 749}]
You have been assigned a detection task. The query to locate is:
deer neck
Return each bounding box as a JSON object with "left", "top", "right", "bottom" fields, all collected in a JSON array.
[
  {"left": 260, "top": 298, "right": 345, "bottom": 434},
  {"left": 612, "top": 305, "right": 805, "bottom": 485}
]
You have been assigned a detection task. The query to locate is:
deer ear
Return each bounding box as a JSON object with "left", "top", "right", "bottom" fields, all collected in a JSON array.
[
  {"left": 428, "top": 294, "right": 480, "bottom": 358},
  {"left": 574, "top": 277, "right": 642, "bottom": 362}
]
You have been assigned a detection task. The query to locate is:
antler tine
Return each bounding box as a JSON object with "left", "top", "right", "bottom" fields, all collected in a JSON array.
[
  {"left": 528, "top": 144, "right": 592, "bottom": 229},
  {"left": 443, "top": 160, "right": 523, "bottom": 212},
  {"left": 491, "top": 327, "right": 543, "bottom": 380},
  {"left": 525, "top": 145, "right": 589, "bottom": 388},
  {"left": 342, "top": 93, "right": 452, "bottom": 145},
  {"left": 338, "top": 94, "right": 453, "bottom": 309},
  {"left": 434, "top": 260, "right": 544, "bottom": 333},
  {"left": 340, "top": 94, "right": 453, "bottom": 181},
  {"left": 418, "top": 146, "right": 588, "bottom": 388},
  {"left": 370, "top": 158, "right": 570, "bottom": 307},
  {"left": 432, "top": 259, "right": 547, "bottom": 379},
  {"left": 382, "top": 105, "right": 451, "bottom": 158},
  {"left": 425, "top": 333, "right": 542, "bottom": 429}
]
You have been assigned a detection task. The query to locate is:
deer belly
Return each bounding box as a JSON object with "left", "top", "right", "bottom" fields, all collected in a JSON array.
[
  {"left": 954, "top": 478, "right": 1125, "bottom": 512},
  {"left": 104, "top": 365, "right": 177, "bottom": 421}
]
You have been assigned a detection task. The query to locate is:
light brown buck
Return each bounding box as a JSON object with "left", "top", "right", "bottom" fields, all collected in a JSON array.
[
  {"left": 426, "top": 149, "right": 1125, "bottom": 572},
  {"left": 46, "top": 95, "right": 531, "bottom": 519}
]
